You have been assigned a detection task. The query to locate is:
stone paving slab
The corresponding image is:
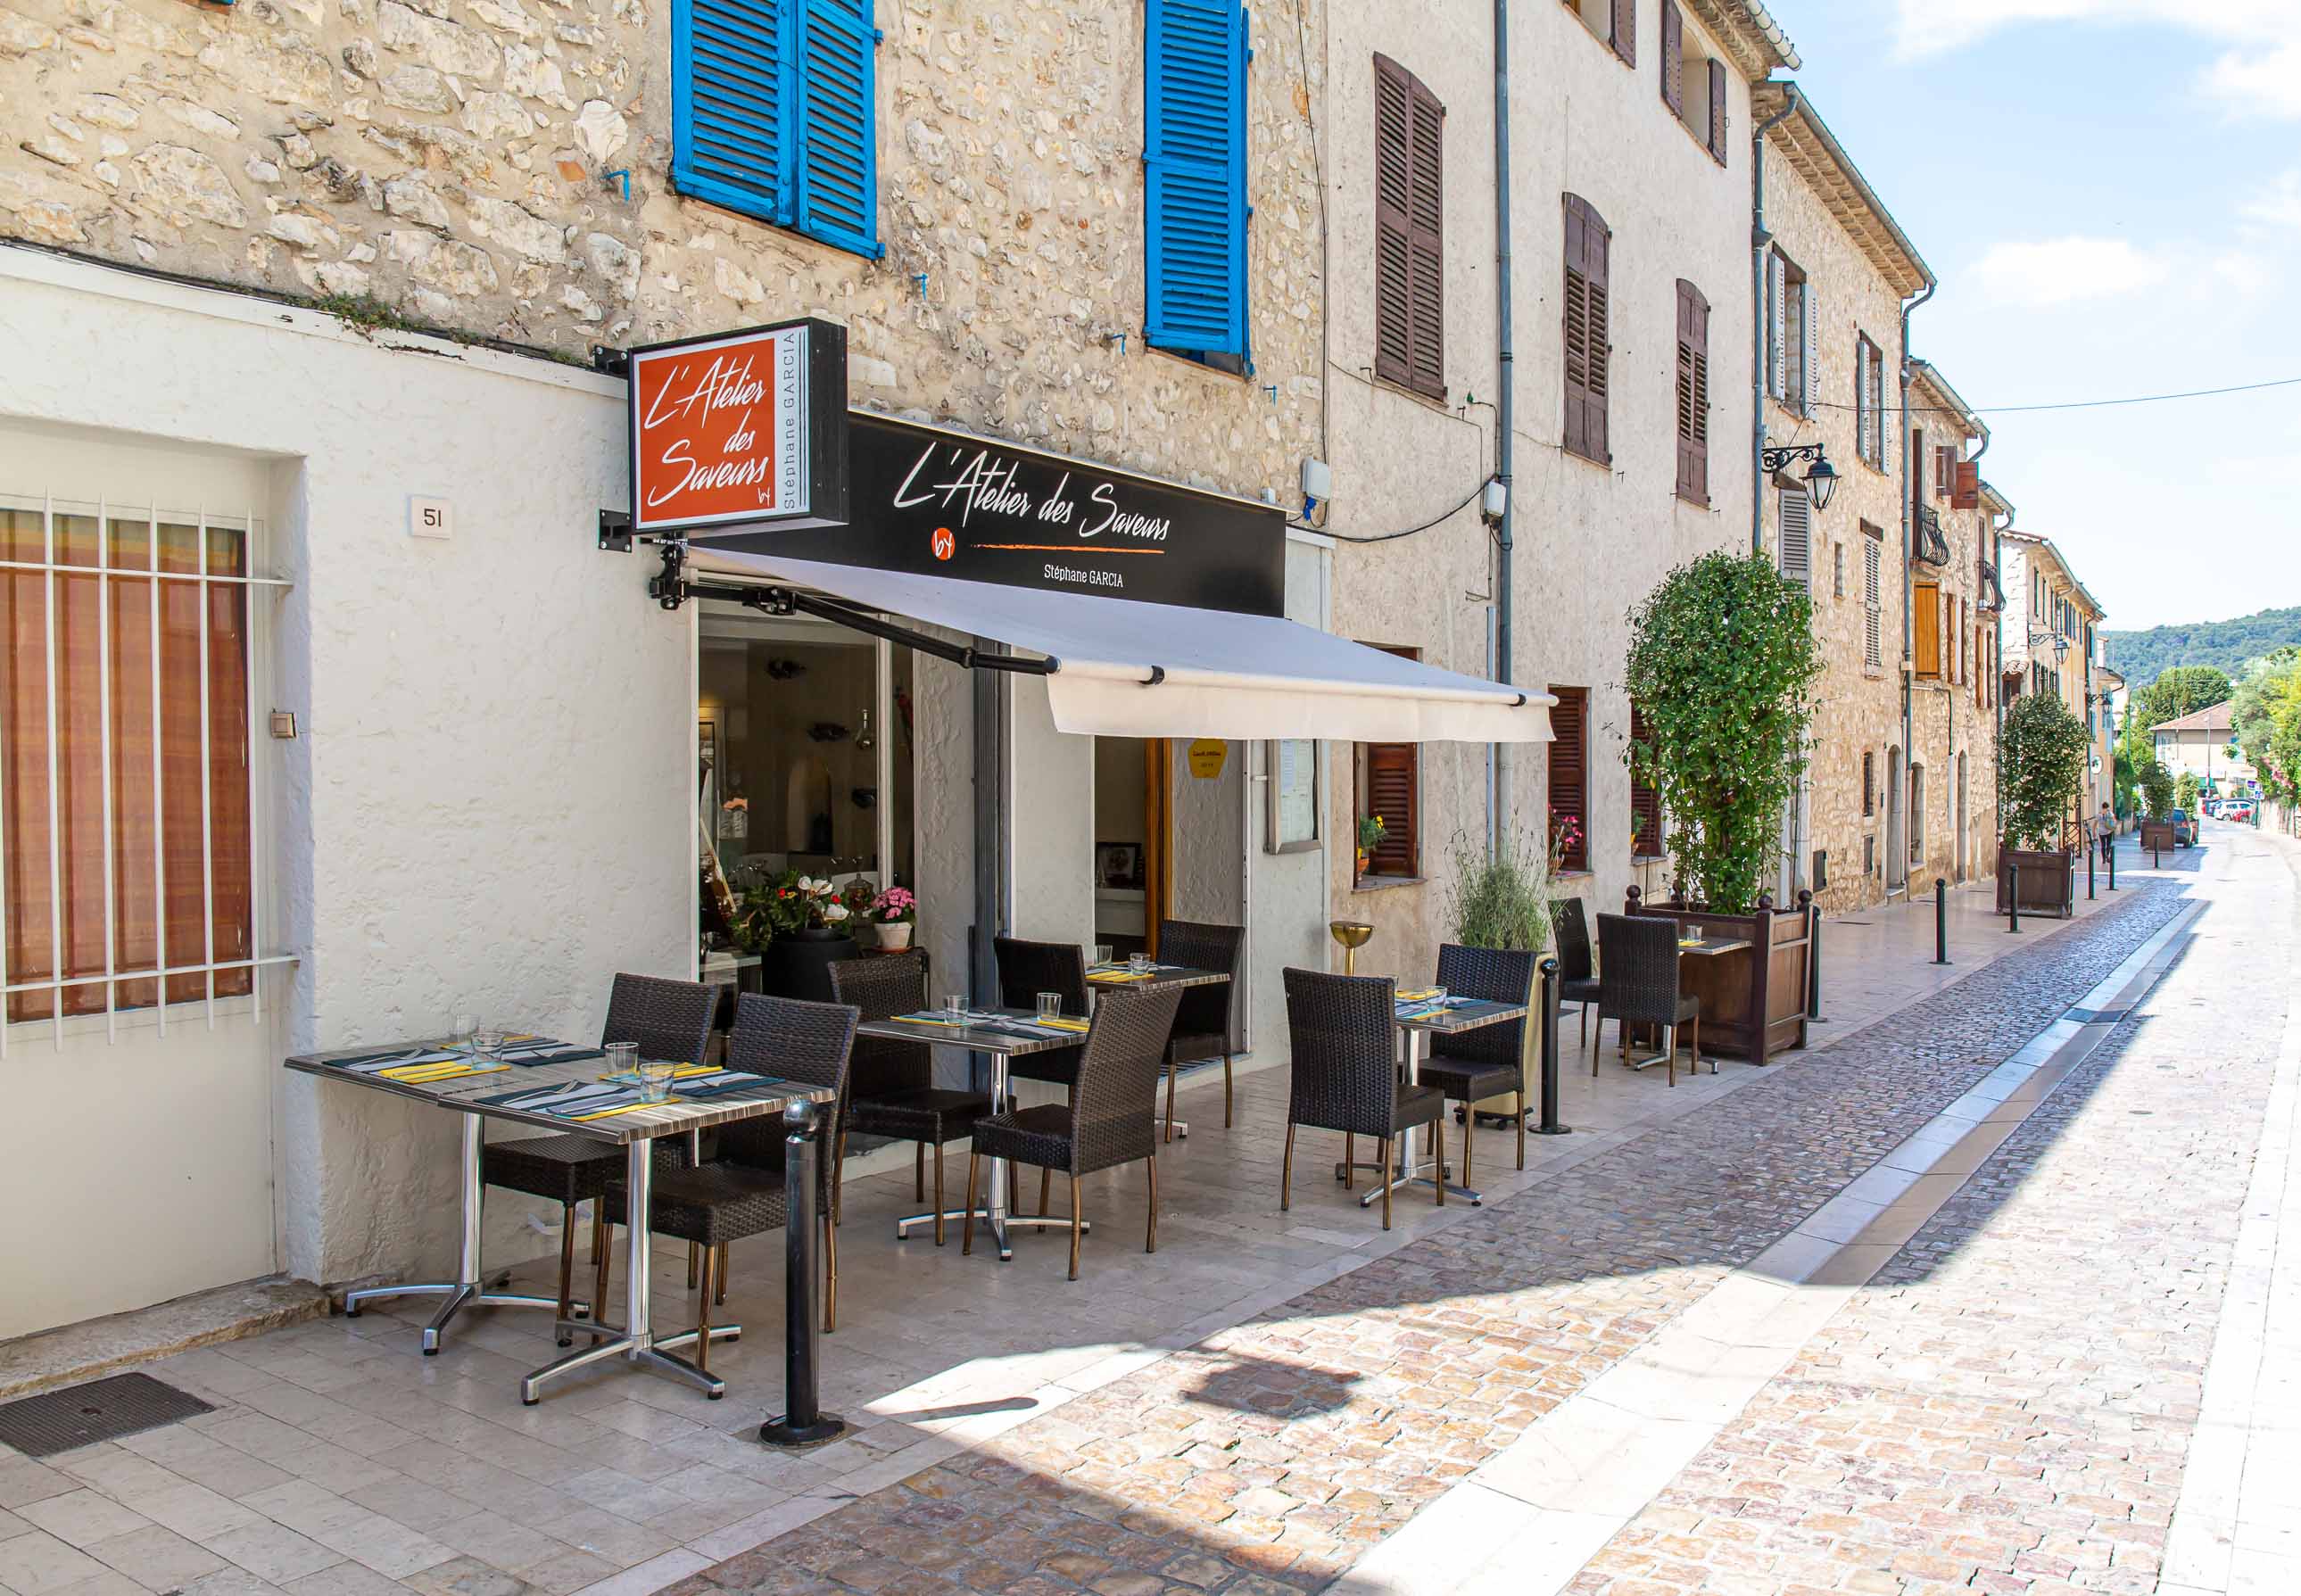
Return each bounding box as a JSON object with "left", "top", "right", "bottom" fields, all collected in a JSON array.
[
  {"left": 1561, "top": 828, "right": 2295, "bottom": 1596},
  {"left": 668, "top": 881, "right": 2189, "bottom": 1595}
]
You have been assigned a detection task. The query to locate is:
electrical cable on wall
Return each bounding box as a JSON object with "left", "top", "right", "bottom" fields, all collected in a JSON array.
[
  {"left": 1292, "top": 478, "right": 1493, "bottom": 543},
  {"left": 1823, "top": 374, "right": 2300, "bottom": 417}
]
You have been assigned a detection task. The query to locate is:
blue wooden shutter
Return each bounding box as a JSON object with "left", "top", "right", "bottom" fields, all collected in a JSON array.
[
  {"left": 796, "top": 0, "right": 882, "bottom": 258},
  {"left": 671, "top": 0, "right": 793, "bottom": 226},
  {"left": 1145, "top": 0, "right": 1248, "bottom": 359}
]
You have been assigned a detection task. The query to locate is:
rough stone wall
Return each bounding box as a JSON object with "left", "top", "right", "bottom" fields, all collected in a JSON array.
[
  {"left": 0, "top": 0, "right": 1324, "bottom": 507},
  {"left": 1324, "top": 0, "right": 1759, "bottom": 973},
  {"left": 1757, "top": 141, "right": 1908, "bottom": 914}
]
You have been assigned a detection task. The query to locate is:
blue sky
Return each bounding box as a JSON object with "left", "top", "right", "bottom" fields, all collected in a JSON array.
[{"left": 1769, "top": 0, "right": 2299, "bottom": 636}]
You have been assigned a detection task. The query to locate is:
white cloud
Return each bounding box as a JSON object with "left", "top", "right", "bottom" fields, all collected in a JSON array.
[
  {"left": 1970, "top": 237, "right": 2171, "bottom": 308},
  {"left": 2243, "top": 170, "right": 2301, "bottom": 228},
  {"left": 1894, "top": 0, "right": 2289, "bottom": 60},
  {"left": 2200, "top": 39, "right": 2301, "bottom": 120}
]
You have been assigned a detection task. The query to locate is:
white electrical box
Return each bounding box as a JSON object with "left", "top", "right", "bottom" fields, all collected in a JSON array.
[{"left": 1300, "top": 458, "right": 1332, "bottom": 503}]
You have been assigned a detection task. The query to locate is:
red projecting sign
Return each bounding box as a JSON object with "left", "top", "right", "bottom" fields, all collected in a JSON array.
[{"left": 625, "top": 318, "right": 848, "bottom": 536}]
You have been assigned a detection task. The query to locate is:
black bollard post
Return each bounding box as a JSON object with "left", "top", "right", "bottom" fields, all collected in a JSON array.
[
  {"left": 2107, "top": 838, "right": 2115, "bottom": 891},
  {"left": 2087, "top": 839, "right": 2096, "bottom": 900},
  {"left": 1933, "top": 878, "right": 1950, "bottom": 964},
  {"left": 2154, "top": 840, "right": 2162, "bottom": 869},
  {"left": 2007, "top": 861, "right": 2021, "bottom": 933},
  {"left": 760, "top": 1099, "right": 846, "bottom": 1449},
  {"left": 1535, "top": 956, "right": 1569, "bottom": 1136},
  {"left": 1802, "top": 889, "right": 1825, "bottom": 1022}
]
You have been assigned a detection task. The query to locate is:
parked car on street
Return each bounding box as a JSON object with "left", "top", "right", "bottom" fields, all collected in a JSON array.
[
  {"left": 2171, "top": 808, "right": 2197, "bottom": 846},
  {"left": 2223, "top": 799, "right": 2256, "bottom": 824}
]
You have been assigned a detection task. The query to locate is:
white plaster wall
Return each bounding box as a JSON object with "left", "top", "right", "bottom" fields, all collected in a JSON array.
[
  {"left": 1324, "top": 0, "right": 1758, "bottom": 974},
  {"left": 0, "top": 249, "right": 690, "bottom": 1311},
  {"left": 1004, "top": 673, "right": 1094, "bottom": 949}
]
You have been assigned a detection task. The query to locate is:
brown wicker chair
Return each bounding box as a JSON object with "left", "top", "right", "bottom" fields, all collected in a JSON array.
[
  {"left": 480, "top": 972, "right": 716, "bottom": 1347},
  {"left": 827, "top": 954, "right": 993, "bottom": 1244},
  {"left": 1592, "top": 914, "right": 1703, "bottom": 1087},
  {"left": 1414, "top": 943, "right": 1536, "bottom": 1184},
  {"left": 963, "top": 982, "right": 1181, "bottom": 1279},
  {"left": 1279, "top": 968, "right": 1445, "bottom": 1229},
  {"left": 993, "top": 936, "right": 1088, "bottom": 1097},
  {"left": 1152, "top": 919, "right": 1242, "bottom": 1140},
  {"left": 1549, "top": 897, "right": 1604, "bottom": 1042},
  {"left": 599, "top": 993, "right": 858, "bottom": 1368}
]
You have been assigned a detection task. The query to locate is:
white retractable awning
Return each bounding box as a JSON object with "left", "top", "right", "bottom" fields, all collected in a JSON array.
[{"left": 696, "top": 551, "right": 1552, "bottom": 743}]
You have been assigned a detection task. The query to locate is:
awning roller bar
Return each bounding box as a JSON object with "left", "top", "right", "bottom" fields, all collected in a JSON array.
[
  {"left": 680, "top": 579, "right": 1055, "bottom": 674},
  {"left": 1058, "top": 657, "right": 1530, "bottom": 709}
]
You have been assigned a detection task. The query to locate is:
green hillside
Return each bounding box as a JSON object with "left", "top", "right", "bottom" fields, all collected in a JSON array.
[{"left": 2104, "top": 606, "right": 2301, "bottom": 687}]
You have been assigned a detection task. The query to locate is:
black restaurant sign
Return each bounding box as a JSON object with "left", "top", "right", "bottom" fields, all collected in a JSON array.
[{"left": 701, "top": 414, "right": 1287, "bottom": 618}]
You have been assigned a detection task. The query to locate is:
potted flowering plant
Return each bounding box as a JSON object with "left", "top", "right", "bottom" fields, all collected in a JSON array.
[
  {"left": 868, "top": 887, "right": 916, "bottom": 950},
  {"left": 1355, "top": 815, "right": 1386, "bottom": 878},
  {"left": 757, "top": 871, "right": 857, "bottom": 1002}
]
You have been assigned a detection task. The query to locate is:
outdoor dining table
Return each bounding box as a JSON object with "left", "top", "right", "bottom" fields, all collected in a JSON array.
[
  {"left": 858, "top": 1008, "right": 1097, "bottom": 1261},
  {"left": 1619, "top": 933, "right": 1752, "bottom": 1072},
  {"left": 1344, "top": 993, "right": 1528, "bottom": 1209},
  {"left": 1086, "top": 961, "right": 1232, "bottom": 1137},
  {"left": 286, "top": 1040, "right": 833, "bottom": 1403}
]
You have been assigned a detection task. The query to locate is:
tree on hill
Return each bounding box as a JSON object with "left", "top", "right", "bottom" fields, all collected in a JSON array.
[
  {"left": 2103, "top": 606, "right": 2301, "bottom": 685},
  {"left": 2133, "top": 665, "right": 2233, "bottom": 732}
]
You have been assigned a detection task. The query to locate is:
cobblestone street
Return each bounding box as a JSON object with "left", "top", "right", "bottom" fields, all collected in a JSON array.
[{"left": 665, "top": 838, "right": 2289, "bottom": 1596}]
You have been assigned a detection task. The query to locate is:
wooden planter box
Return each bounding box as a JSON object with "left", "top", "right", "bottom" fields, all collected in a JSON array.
[
  {"left": 1995, "top": 848, "right": 2073, "bottom": 917},
  {"left": 2138, "top": 821, "right": 2177, "bottom": 852},
  {"left": 1625, "top": 892, "right": 1811, "bottom": 1065}
]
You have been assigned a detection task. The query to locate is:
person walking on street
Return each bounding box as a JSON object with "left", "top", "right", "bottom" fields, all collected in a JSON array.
[{"left": 2098, "top": 801, "right": 2115, "bottom": 864}]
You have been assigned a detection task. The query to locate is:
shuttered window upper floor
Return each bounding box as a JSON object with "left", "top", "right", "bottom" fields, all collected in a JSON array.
[
  {"left": 1372, "top": 55, "right": 1445, "bottom": 400},
  {"left": 671, "top": 0, "right": 884, "bottom": 260},
  {"left": 1146, "top": 0, "right": 1252, "bottom": 368}
]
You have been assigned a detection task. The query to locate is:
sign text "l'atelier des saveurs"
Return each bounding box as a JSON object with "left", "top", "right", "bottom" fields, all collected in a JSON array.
[{"left": 625, "top": 318, "right": 849, "bottom": 536}]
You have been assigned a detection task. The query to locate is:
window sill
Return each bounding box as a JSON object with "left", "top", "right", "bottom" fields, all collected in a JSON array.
[
  {"left": 1366, "top": 370, "right": 1452, "bottom": 411},
  {"left": 1353, "top": 874, "right": 1427, "bottom": 894},
  {"left": 1562, "top": 442, "right": 1613, "bottom": 471},
  {"left": 1553, "top": 868, "right": 1593, "bottom": 882},
  {"left": 1675, "top": 490, "right": 1710, "bottom": 509},
  {"left": 1147, "top": 344, "right": 1252, "bottom": 383},
  {"left": 1631, "top": 853, "right": 1665, "bottom": 864}
]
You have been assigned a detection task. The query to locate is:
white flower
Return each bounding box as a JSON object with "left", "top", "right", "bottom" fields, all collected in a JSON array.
[{"left": 823, "top": 901, "right": 849, "bottom": 922}]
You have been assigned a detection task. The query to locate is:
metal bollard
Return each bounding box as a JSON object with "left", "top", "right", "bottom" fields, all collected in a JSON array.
[
  {"left": 1933, "top": 878, "right": 1950, "bottom": 964},
  {"left": 1535, "top": 956, "right": 1569, "bottom": 1137},
  {"left": 2154, "top": 841, "right": 2162, "bottom": 869},
  {"left": 2007, "top": 862, "right": 2021, "bottom": 933},
  {"left": 760, "top": 1099, "right": 847, "bottom": 1449},
  {"left": 1802, "top": 889, "right": 1825, "bottom": 1021},
  {"left": 2087, "top": 841, "right": 2096, "bottom": 900},
  {"left": 2107, "top": 839, "right": 2115, "bottom": 891}
]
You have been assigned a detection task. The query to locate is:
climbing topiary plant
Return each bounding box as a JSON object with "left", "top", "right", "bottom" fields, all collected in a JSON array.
[
  {"left": 1624, "top": 551, "right": 1820, "bottom": 914},
  {"left": 1997, "top": 692, "right": 2090, "bottom": 849}
]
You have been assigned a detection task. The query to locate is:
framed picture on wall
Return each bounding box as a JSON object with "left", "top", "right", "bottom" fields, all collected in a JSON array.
[
  {"left": 1264, "top": 739, "right": 1320, "bottom": 853},
  {"left": 1096, "top": 842, "right": 1144, "bottom": 889}
]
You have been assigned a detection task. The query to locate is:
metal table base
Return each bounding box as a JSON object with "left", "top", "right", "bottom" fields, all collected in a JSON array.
[
  {"left": 1352, "top": 1030, "right": 1482, "bottom": 1208},
  {"left": 890, "top": 1071, "right": 1090, "bottom": 1262},
  {"left": 521, "top": 1133, "right": 738, "bottom": 1403},
  {"left": 343, "top": 1114, "right": 583, "bottom": 1352}
]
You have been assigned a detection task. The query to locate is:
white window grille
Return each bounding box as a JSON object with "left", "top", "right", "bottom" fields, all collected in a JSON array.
[{"left": 0, "top": 492, "right": 295, "bottom": 1052}]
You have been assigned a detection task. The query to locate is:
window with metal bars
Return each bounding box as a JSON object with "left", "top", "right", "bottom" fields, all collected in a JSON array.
[{"left": 0, "top": 496, "right": 288, "bottom": 1041}]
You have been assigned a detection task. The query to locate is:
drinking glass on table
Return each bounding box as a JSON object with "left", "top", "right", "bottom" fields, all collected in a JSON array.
[
  {"left": 944, "top": 992, "right": 967, "bottom": 1020},
  {"left": 451, "top": 1012, "right": 477, "bottom": 1052},
  {"left": 637, "top": 1059, "right": 677, "bottom": 1103},
  {"left": 1127, "top": 952, "right": 1151, "bottom": 976},
  {"left": 1093, "top": 943, "right": 1113, "bottom": 969},
  {"left": 1428, "top": 986, "right": 1449, "bottom": 1012},
  {"left": 472, "top": 1024, "right": 506, "bottom": 1063},
  {"left": 604, "top": 1041, "right": 639, "bottom": 1080},
  {"left": 1036, "top": 991, "right": 1063, "bottom": 1024}
]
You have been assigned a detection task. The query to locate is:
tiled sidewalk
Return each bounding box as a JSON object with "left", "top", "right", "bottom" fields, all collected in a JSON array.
[
  {"left": 0, "top": 861, "right": 2186, "bottom": 1596},
  {"left": 1563, "top": 825, "right": 2295, "bottom": 1595},
  {"left": 668, "top": 881, "right": 2191, "bottom": 1595}
]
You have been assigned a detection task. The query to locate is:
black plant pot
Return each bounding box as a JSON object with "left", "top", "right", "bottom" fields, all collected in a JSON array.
[{"left": 760, "top": 929, "right": 858, "bottom": 1005}]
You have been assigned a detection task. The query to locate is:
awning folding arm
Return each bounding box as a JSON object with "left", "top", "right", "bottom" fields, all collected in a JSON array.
[{"left": 644, "top": 541, "right": 1053, "bottom": 675}]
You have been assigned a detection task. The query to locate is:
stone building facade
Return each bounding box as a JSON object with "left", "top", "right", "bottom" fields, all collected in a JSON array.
[
  {"left": 1751, "top": 82, "right": 1929, "bottom": 914},
  {"left": 0, "top": 0, "right": 1336, "bottom": 1334},
  {"left": 1323, "top": 0, "right": 1795, "bottom": 978},
  {"left": 1999, "top": 528, "right": 2110, "bottom": 839},
  {"left": 0, "top": 0, "right": 1324, "bottom": 505},
  {"left": 1901, "top": 360, "right": 1998, "bottom": 895}
]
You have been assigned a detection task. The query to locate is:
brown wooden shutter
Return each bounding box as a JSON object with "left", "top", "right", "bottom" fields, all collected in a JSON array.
[
  {"left": 1674, "top": 278, "right": 1709, "bottom": 504},
  {"left": 1660, "top": 1, "right": 1683, "bottom": 112},
  {"left": 1913, "top": 577, "right": 1941, "bottom": 678},
  {"left": 1610, "top": 0, "right": 1635, "bottom": 66},
  {"left": 1952, "top": 459, "right": 1979, "bottom": 509},
  {"left": 1547, "top": 686, "right": 1589, "bottom": 872},
  {"left": 1629, "top": 701, "right": 1663, "bottom": 859},
  {"left": 1563, "top": 195, "right": 1610, "bottom": 464},
  {"left": 1706, "top": 58, "right": 1727, "bottom": 161},
  {"left": 1364, "top": 743, "right": 1418, "bottom": 877},
  {"left": 1372, "top": 56, "right": 1413, "bottom": 391},
  {"left": 1405, "top": 74, "right": 1444, "bottom": 399}
]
